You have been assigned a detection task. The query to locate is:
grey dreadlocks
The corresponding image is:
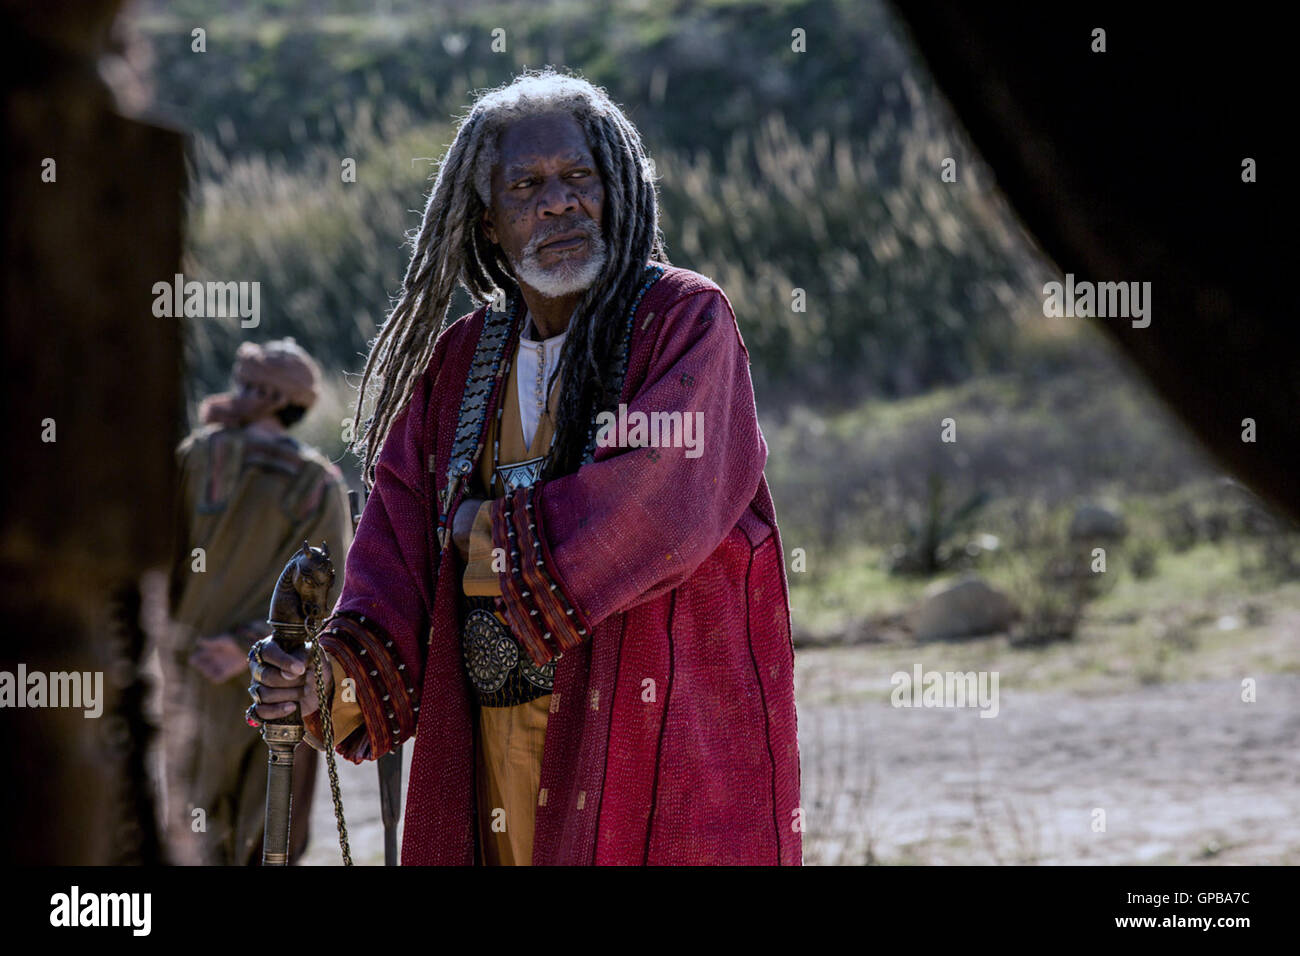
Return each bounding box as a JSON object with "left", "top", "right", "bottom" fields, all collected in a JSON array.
[{"left": 351, "top": 68, "right": 669, "bottom": 490}]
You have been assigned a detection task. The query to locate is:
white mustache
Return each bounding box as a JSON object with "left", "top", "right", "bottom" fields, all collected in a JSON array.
[{"left": 524, "top": 221, "right": 600, "bottom": 258}]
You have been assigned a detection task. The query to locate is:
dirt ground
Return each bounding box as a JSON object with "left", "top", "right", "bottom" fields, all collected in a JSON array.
[
  {"left": 302, "top": 657, "right": 1300, "bottom": 866},
  {"left": 794, "top": 670, "right": 1300, "bottom": 865}
]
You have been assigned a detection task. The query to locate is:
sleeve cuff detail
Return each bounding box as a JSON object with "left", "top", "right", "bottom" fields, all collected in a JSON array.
[
  {"left": 490, "top": 484, "right": 592, "bottom": 667},
  {"left": 315, "top": 611, "right": 418, "bottom": 760}
]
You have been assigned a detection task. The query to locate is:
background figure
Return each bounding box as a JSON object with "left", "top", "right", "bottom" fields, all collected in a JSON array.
[{"left": 163, "top": 338, "right": 352, "bottom": 865}]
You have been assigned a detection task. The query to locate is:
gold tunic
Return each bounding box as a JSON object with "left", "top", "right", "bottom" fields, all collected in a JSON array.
[{"left": 465, "top": 334, "right": 562, "bottom": 866}]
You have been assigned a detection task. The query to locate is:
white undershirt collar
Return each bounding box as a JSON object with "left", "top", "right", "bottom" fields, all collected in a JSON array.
[{"left": 516, "top": 307, "right": 568, "bottom": 451}]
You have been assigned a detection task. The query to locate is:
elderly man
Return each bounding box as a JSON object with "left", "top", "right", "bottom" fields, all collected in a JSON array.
[
  {"left": 250, "top": 69, "right": 800, "bottom": 865},
  {"left": 167, "top": 338, "right": 352, "bottom": 865}
]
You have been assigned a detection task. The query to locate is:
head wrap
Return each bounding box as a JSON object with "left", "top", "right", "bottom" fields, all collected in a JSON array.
[{"left": 199, "top": 338, "right": 322, "bottom": 428}]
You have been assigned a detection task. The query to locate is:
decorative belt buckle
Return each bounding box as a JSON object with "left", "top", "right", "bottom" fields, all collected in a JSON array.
[
  {"left": 462, "top": 608, "right": 519, "bottom": 695},
  {"left": 460, "top": 605, "right": 559, "bottom": 699},
  {"left": 519, "top": 649, "right": 557, "bottom": 691}
]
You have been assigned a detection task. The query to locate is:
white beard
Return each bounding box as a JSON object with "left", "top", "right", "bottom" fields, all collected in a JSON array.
[{"left": 511, "top": 229, "right": 609, "bottom": 298}]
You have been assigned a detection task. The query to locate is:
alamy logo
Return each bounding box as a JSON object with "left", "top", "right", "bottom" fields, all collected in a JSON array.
[
  {"left": 1042, "top": 273, "right": 1151, "bottom": 328},
  {"left": 152, "top": 272, "right": 260, "bottom": 327},
  {"left": 890, "top": 664, "right": 1000, "bottom": 718},
  {"left": 50, "top": 886, "right": 151, "bottom": 936},
  {"left": 0, "top": 664, "right": 103, "bottom": 718},
  {"left": 594, "top": 403, "right": 704, "bottom": 458}
]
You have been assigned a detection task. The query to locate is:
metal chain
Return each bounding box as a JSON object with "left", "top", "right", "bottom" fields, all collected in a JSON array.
[{"left": 311, "top": 642, "right": 352, "bottom": 866}]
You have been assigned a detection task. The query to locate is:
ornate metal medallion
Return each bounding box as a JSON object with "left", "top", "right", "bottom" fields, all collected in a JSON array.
[
  {"left": 462, "top": 608, "right": 519, "bottom": 694},
  {"left": 519, "top": 652, "right": 556, "bottom": 691},
  {"left": 495, "top": 453, "right": 547, "bottom": 494}
]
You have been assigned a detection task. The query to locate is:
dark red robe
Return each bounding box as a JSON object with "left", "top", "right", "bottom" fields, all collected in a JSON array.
[{"left": 313, "top": 263, "right": 801, "bottom": 864}]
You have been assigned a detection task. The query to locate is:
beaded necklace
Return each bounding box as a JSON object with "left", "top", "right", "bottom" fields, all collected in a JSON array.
[{"left": 490, "top": 313, "right": 563, "bottom": 496}]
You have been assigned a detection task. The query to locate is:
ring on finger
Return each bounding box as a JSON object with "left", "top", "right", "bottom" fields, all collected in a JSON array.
[{"left": 248, "top": 683, "right": 262, "bottom": 706}]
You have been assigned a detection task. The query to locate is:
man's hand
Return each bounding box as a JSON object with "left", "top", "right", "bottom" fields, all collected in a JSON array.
[
  {"left": 452, "top": 496, "right": 485, "bottom": 562},
  {"left": 189, "top": 634, "right": 253, "bottom": 684},
  {"left": 247, "top": 638, "right": 331, "bottom": 720}
]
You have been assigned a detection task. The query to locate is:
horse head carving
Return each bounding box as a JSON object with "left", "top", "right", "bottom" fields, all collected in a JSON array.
[{"left": 268, "top": 540, "right": 337, "bottom": 639}]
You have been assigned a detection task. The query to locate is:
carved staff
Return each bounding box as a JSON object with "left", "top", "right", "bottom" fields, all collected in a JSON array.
[{"left": 258, "top": 540, "right": 345, "bottom": 865}]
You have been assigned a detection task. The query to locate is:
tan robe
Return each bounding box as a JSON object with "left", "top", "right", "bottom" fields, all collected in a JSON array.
[
  {"left": 165, "top": 423, "right": 353, "bottom": 865},
  {"left": 464, "top": 335, "right": 562, "bottom": 866}
]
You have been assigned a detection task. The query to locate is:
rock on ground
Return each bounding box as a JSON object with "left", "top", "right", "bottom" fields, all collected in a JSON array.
[{"left": 906, "top": 575, "right": 1018, "bottom": 641}]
